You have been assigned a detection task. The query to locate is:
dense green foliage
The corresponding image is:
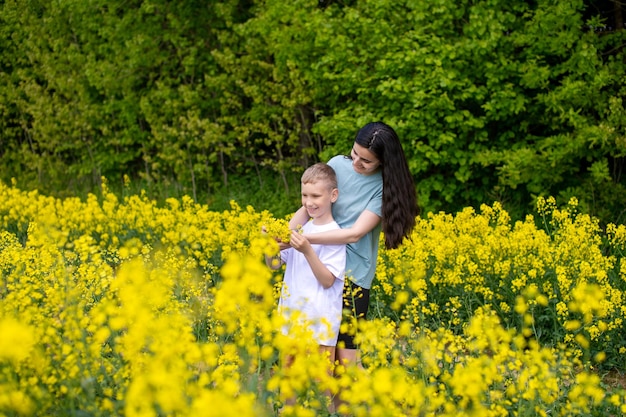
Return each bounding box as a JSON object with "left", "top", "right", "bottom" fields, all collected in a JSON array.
[{"left": 1, "top": 0, "right": 625, "bottom": 221}]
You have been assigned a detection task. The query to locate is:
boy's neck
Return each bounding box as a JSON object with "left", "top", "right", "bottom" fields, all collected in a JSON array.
[{"left": 310, "top": 214, "right": 335, "bottom": 225}]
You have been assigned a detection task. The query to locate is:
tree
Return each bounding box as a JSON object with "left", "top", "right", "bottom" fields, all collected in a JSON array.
[{"left": 1, "top": 0, "right": 625, "bottom": 224}]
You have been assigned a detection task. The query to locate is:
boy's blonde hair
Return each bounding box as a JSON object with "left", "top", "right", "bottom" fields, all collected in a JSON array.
[{"left": 301, "top": 163, "right": 338, "bottom": 190}]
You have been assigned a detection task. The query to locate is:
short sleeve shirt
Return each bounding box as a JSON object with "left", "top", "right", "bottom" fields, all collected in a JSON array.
[
  {"left": 279, "top": 219, "right": 346, "bottom": 346},
  {"left": 327, "top": 155, "right": 382, "bottom": 289}
]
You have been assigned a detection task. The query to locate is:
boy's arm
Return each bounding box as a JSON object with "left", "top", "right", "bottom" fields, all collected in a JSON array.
[
  {"left": 289, "top": 231, "right": 337, "bottom": 289},
  {"left": 264, "top": 253, "right": 283, "bottom": 270}
]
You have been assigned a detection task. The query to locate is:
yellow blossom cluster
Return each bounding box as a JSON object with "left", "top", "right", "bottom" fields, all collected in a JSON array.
[
  {"left": 1, "top": 180, "right": 625, "bottom": 416},
  {"left": 262, "top": 216, "right": 296, "bottom": 244},
  {"left": 376, "top": 199, "right": 625, "bottom": 367}
]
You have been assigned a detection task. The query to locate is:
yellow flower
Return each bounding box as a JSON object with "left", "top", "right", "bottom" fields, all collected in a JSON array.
[{"left": 0, "top": 317, "right": 36, "bottom": 363}]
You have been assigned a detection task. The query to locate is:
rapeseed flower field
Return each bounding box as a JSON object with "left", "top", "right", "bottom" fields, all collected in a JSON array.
[{"left": 1, "top": 179, "right": 625, "bottom": 416}]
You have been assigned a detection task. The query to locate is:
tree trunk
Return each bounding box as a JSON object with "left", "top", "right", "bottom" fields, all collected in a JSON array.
[
  {"left": 614, "top": 1, "right": 623, "bottom": 31},
  {"left": 219, "top": 149, "right": 228, "bottom": 187}
]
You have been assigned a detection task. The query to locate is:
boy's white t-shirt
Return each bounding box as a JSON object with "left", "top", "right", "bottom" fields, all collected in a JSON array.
[{"left": 279, "top": 219, "right": 346, "bottom": 346}]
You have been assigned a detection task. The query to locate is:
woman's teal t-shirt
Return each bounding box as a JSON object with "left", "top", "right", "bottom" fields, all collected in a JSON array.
[{"left": 328, "top": 155, "right": 382, "bottom": 289}]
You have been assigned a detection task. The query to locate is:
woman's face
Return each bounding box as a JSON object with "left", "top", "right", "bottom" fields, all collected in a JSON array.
[{"left": 351, "top": 143, "right": 381, "bottom": 175}]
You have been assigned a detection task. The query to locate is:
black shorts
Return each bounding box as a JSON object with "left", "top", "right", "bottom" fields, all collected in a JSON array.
[{"left": 337, "top": 280, "right": 370, "bottom": 350}]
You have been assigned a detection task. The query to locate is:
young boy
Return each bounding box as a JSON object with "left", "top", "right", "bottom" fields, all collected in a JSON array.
[{"left": 267, "top": 162, "right": 346, "bottom": 366}]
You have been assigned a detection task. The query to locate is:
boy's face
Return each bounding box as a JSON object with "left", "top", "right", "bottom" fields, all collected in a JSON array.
[{"left": 301, "top": 180, "right": 338, "bottom": 223}]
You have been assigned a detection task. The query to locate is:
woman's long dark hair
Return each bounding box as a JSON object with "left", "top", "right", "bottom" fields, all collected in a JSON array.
[{"left": 355, "top": 121, "right": 419, "bottom": 249}]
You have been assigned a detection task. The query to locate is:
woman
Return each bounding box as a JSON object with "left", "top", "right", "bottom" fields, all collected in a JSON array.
[{"left": 289, "top": 121, "right": 418, "bottom": 407}]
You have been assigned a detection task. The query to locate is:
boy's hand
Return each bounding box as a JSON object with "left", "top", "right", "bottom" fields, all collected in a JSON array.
[{"left": 289, "top": 230, "right": 312, "bottom": 254}]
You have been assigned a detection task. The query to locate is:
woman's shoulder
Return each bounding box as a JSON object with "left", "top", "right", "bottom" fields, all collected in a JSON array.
[{"left": 328, "top": 155, "right": 348, "bottom": 167}]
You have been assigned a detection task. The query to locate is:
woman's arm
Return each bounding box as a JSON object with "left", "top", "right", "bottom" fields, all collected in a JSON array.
[
  {"left": 289, "top": 206, "right": 310, "bottom": 230},
  {"left": 304, "top": 210, "right": 381, "bottom": 245}
]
